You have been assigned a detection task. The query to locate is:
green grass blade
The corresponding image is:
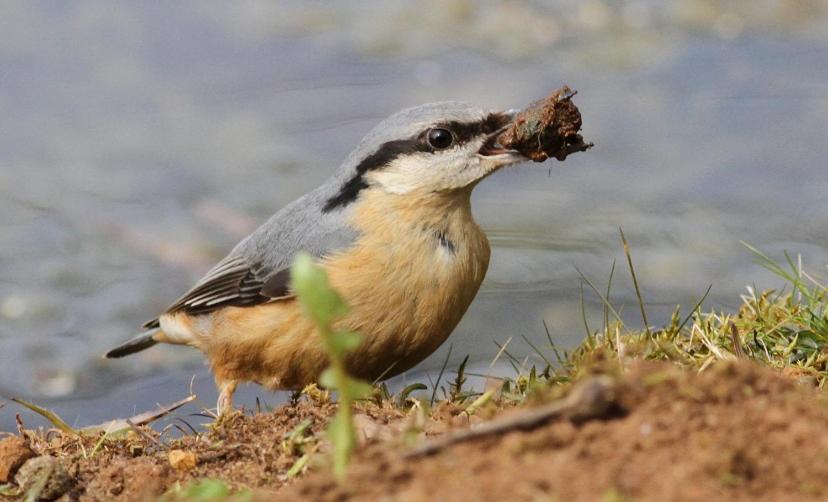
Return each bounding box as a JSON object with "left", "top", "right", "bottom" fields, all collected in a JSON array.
[{"left": 10, "top": 397, "right": 79, "bottom": 436}]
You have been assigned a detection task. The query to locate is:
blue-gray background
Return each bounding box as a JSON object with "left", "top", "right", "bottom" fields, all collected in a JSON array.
[{"left": 2, "top": 1, "right": 827, "bottom": 431}]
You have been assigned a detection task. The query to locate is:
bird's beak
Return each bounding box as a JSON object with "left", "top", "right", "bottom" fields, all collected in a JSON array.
[{"left": 477, "top": 109, "right": 526, "bottom": 166}]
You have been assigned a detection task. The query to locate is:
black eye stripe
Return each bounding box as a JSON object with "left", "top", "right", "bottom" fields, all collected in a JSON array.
[
  {"left": 355, "top": 139, "right": 422, "bottom": 175},
  {"left": 322, "top": 112, "right": 513, "bottom": 212},
  {"left": 322, "top": 138, "right": 419, "bottom": 212},
  {"left": 432, "top": 113, "right": 511, "bottom": 145}
]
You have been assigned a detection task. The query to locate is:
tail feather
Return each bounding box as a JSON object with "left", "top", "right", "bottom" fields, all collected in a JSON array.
[{"left": 105, "top": 329, "right": 160, "bottom": 358}]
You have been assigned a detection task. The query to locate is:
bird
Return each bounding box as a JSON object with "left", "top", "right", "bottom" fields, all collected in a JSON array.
[{"left": 105, "top": 101, "right": 532, "bottom": 414}]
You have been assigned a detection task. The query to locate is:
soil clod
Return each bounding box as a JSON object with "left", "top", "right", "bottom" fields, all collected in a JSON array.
[
  {"left": 0, "top": 436, "right": 34, "bottom": 483},
  {"left": 499, "top": 85, "right": 593, "bottom": 161}
]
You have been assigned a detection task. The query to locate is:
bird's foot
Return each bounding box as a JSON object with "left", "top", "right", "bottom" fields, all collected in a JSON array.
[{"left": 216, "top": 380, "right": 238, "bottom": 417}]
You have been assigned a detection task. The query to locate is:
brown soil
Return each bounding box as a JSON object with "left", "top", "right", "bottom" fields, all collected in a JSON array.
[
  {"left": 3, "top": 362, "right": 828, "bottom": 501},
  {"left": 0, "top": 436, "right": 35, "bottom": 483},
  {"left": 283, "top": 362, "right": 828, "bottom": 501},
  {"left": 499, "top": 85, "right": 593, "bottom": 161}
]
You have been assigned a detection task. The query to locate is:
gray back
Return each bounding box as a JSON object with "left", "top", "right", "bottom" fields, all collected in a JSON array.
[{"left": 152, "top": 101, "right": 490, "bottom": 320}]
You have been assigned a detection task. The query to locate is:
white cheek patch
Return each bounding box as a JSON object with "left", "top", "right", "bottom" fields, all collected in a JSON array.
[
  {"left": 364, "top": 153, "right": 431, "bottom": 194},
  {"left": 365, "top": 141, "right": 492, "bottom": 194}
]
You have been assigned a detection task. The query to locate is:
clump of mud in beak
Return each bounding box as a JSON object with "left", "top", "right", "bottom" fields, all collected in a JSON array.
[{"left": 498, "top": 86, "right": 594, "bottom": 162}]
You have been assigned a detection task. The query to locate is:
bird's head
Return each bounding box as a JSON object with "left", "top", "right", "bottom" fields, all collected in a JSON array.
[{"left": 322, "top": 102, "right": 525, "bottom": 212}]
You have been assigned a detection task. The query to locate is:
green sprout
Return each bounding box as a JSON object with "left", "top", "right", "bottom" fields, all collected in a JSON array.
[{"left": 290, "top": 253, "right": 373, "bottom": 481}]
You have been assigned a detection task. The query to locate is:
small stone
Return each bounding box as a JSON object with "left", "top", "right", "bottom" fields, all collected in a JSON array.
[
  {"left": 14, "top": 456, "right": 73, "bottom": 501},
  {"left": 353, "top": 414, "right": 396, "bottom": 444},
  {"left": 168, "top": 449, "right": 197, "bottom": 471},
  {"left": 0, "top": 436, "right": 35, "bottom": 483}
]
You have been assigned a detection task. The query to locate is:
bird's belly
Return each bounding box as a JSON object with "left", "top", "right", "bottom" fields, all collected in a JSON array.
[
  {"left": 325, "top": 227, "right": 490, "bottom": 380},
  {"left": 203, "top": 228, "right": 489, "bottom": 389}
]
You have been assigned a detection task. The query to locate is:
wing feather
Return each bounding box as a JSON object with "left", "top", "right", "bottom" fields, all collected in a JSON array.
[
  {"left": 142, "top": 187, "right": 359, "bottom": 329},
  {"left": 142, "top": 255, "right": 271, "bottom": 328}
]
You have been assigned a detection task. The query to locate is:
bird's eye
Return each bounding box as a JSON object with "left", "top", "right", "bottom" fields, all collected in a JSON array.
[{"left": 427, "top": 128, "right": 454, "bottom": 149}]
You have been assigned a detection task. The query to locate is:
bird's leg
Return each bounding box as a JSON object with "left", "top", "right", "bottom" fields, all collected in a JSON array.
[{"left": 216, "top": 379, "right": 238, "bottom": 416}]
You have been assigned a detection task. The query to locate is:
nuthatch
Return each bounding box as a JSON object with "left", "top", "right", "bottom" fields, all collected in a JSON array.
[{"left": 106, "top": 102, "right": 532, "bottom": 413}]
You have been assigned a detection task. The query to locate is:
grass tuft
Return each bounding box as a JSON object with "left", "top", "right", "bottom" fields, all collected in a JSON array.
[{"left": 500, "top": 243, "right": 828, "bottom": 393}]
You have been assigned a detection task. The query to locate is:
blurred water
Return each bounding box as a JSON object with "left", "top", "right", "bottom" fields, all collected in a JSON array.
[{"left": 2, "top": 0, "right": 828, "bottom": 431}]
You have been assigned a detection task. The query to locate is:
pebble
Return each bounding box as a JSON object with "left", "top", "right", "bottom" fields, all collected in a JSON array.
[
  {"left": 168, "top": 449, "right": 197, "bottom": 471},
  {"left": 14, "top": 456, "right": 73, "bottom": 501}
]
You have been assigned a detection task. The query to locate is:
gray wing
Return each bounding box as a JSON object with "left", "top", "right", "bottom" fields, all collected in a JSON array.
[
  {"left": 147, "top": 254, "right": 287, "bottom": 323},
  {"left": 143, "top": 186, "right": 358, "bottom": 329}
]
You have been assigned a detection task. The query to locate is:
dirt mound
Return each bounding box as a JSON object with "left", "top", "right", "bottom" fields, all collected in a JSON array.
[
  {"left": 282, "top": 362, "right": 828, "bottom": 501},
  {"left": 3, "top": 362, "right": 828, "bottom": 500},
  {"left": 0, "top": 400, "right": 338, "bottom": 500}
]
